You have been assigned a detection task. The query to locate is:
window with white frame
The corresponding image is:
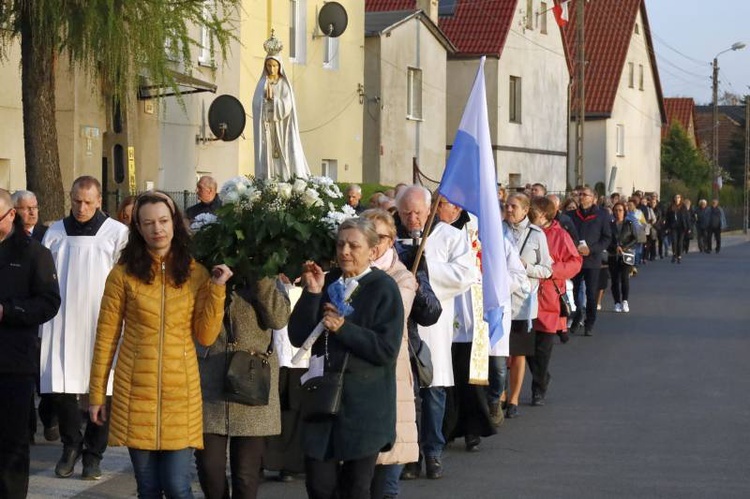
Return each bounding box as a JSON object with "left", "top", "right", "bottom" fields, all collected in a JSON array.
[
  {"left": 198, "top": 0, "right": 214, "bottom": 66},
  {"left": 540, "top": 2, "right": 548, "bottom": 34},
  {"left": 323, "top": 36, "right": 339, "bottom": 70},
  {"left": 628, "top": 62, "right": 634, "bottom": 88},
  {"left": 616, "top": 124, "right": 625, "bottom": 156},
  {"left": 509, "top": 76, "right": 522, "bottom": 123},
  {"left": 407, "top": 67, "right": 423, "bottom": 120},
  {"left": 321, "top": 159, "right": 338, "bottom": 180},
  {"left": 289, "top": 0, "right": 307, "bottom": 63},
  {"left": 638, "top": 64, "right": 644, "bottom": 90}
]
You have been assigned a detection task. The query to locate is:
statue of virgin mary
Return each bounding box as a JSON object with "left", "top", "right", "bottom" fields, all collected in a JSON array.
[{"left": 252, "top": 31, "right": 310, "bottom": 180}]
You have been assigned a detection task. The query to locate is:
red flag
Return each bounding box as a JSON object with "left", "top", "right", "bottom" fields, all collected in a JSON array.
[{"left": 553, "top": 0, "right": 569, "bottom": 27}]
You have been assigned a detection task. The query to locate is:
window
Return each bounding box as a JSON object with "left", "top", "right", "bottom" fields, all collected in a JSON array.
[
  {"left": 628, "top": 62, "right": 634, "bottom": 88},
  {"left": 634, "top": 22, "right": 640, "bottom": 34},
  {"left": 638, "top": 64, "right": 644, "bottom": 90},
  {"left": 509, "top": 76, "right": 522, "bottom": 123},
  {"left": 407, "top": 67, "right": 423, "bottom": 120},
  {"left": 540, "top": 2, "right": 548, "bottom": 34},
  {"left": 616, "top": 124, "right": 625, "bottom": 156},
  {"left": 321, "top": 159, "right": 338, "bottom": 180},
  {"left": 323, "top": 36, "right": 339, "bottom": 70},
  {"left": 526, "top": 0, "right": 534, "bottom": 30},
  {"left": 198, "top": 1, "right": 214, "bottom": 66},
  {"left": 289, "top": 0, "right": 307, "bottom": 63}
]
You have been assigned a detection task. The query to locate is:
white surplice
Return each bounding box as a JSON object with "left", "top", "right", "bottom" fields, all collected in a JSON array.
[
  {"left": 39, "top": 218, "right": 129, "bottom": 394},
  {"left": 417, "top": 222, "right": 476, "bottom": 388}
]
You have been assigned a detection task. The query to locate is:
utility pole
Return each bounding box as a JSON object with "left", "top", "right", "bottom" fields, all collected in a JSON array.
[
  {"left": 744, "top": 94, "right": 749, "bottom": 235},
  {"left": 574, "top": 0, "right": 585, "bottom": 188},
  {"left": 712, "top": 57, "right": 720, "bottom": 200}
]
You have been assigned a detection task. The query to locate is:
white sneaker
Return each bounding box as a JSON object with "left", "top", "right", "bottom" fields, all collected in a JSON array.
[
  {"left": 622, "top": 301, "right": 630, "bottom": 313},
  {"left": 614, "top": 303, "right": 623, "bottom": 313},
  {"left": 597, "top": 304, "right": 602, "bottom": 311}
]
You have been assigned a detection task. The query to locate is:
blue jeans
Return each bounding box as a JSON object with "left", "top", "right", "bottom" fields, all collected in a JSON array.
[
  {"left": 128, "top": 448, "right": 194, "bottom": 499},
  {"left": 487, "top": 355, "right": 508, "bottom": 405},
  {"left": 419, "top": 387, "right": 446, "bottom": 459}
]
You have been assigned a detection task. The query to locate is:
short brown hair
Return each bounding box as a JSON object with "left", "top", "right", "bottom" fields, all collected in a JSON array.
[{"left": 71, "top": 176, "right": 102, "bottom": 196}]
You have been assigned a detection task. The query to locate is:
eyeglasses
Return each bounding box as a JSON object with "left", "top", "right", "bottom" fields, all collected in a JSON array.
[
  {"left": 16, "top": 206, "right": 38, "bottom": 212},
  {"left": 0, "top": 208, "right": 14, "bottom": 222}
]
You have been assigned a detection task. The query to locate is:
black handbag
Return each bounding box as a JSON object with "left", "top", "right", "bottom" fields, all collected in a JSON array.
[
  {"left": 553, "top": 281, "right": 572, "bottom": 318},
  {"left": 408, "top": 339, "right": 433, "bottom": 388},
  {"left": 300, "top": 353, "right": 348, "bottom": 422},
  {"left": 223, "top": 308, "right": 273, "bottom": 406}
]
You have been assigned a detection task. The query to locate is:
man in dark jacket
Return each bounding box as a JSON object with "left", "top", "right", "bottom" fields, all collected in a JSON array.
[
  {"left": 566, "top": 187, "right": 612, "bottom": 336},
  {"left": 11, "top": 190, "right": 47, "bottom": 242},
  {"left": 0, "top": 189, "right": 61, "bottom": 498},
  {"left": 186, "top": 175, "right": 222, "bottom": 221},
  {"left": 706, "top": 199, "right": 726, "bottom": 253}
]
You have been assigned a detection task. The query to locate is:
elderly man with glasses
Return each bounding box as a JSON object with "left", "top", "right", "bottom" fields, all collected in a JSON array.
[{"left": 11, "top": 190, "right": 47, "bottom": 242}]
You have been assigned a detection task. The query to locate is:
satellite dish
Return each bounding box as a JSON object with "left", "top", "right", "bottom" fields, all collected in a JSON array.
[
  {"left": 208, "top": 95, "right": 246, "bottom": 141},
  {"left": 318, "top": 2, "right": 348, "bottom": 38}
]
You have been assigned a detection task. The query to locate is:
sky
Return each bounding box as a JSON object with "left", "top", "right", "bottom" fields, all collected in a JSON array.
[{"left": 646, "top": 0, "right": 750, "bottom": 105}]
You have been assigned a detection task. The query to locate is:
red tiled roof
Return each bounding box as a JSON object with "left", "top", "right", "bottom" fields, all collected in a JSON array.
[
  {"left": 438, "top": 0, "right": 516, "bottom": 57},
  {"left": 366, "top": 0, "right": 517, "bottom": 58},
  {"left": 365, "top": 0, "right": 415, "bottom": 11},
  {"left": 662, "top": 97, "right": 695, "bottom": 140},
  {"left": 564, "top": 0, "right": 665, "bottom": 122}
]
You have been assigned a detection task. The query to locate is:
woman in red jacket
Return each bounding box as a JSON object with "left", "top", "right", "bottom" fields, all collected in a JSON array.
[{"left": 528, "top": 197, "right": 582, "bottom": 406}]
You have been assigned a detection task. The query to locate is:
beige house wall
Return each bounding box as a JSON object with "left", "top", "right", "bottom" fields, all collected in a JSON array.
[
  {"left": 365, "top": 16, "right": 448, "bottom": 187},
  {"left": 0, "top": 42, "right": 24, "bottom": 191}
]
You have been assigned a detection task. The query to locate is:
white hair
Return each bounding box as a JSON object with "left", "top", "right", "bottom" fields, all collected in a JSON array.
[
  {"left": 345, "top": 184, "right": 362, "bottom": 195},
  {"left": 395, "top": 184, "right": 431, "bottom": 210},
  {"left": 11, "top": 190, "right": 37, "bottom": 206}
]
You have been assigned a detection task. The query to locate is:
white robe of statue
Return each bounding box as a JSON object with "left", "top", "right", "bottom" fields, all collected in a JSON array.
[
  {"left": 39, "top": 217, "right": 128, "bottom": 394},
  {"left": 252, "top": 55, "right": 310, "bottom": 180},
  {"left": 418, "top": 222, "right": 476, "bottom": 388}
]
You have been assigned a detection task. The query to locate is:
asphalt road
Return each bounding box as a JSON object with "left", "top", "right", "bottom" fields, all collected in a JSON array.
[{"left": 29, "top": 235, "right": 750, "bottom": 498}]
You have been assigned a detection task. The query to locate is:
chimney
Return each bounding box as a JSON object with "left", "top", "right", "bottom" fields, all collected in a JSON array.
[{"left": 416, "top": 0, "right": 439, "bottom": 24}]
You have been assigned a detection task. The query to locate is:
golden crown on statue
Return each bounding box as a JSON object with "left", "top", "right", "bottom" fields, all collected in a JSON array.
[{"left": 263, "top": 29, "right": 283, "bottom": 57}]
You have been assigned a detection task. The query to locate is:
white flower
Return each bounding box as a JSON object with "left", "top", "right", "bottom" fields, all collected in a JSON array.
[
  {"left": 292, "top": 178, "right": 308, "bottom": 194},
  {"left": 302, "top": 188, "right": 323, "bottom": 207},
  {"left": 277, "top": 182, "right": 293, "bottom": 199},
  {"left": 341, "top": 204, "right": 357, "bottom": 217},
  {"left": 223, "top": 190, "right": 240, "bottom": 204},
  {"left": 190, "top": 213, "right": 218, "bottom": 231}
]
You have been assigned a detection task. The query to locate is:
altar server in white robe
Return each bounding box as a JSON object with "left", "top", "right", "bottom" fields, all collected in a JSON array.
[
  {"left": 39, "top": 176, "right": 128, "bottom": 480},
  {"left": 395, "top": 185, "right": 475, "bottom": 480}
]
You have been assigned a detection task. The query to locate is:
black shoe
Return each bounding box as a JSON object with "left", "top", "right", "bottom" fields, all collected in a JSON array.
[
  {"left": 557, "top": 331, "right": 570, "bottom": 344},
  {"left": 584, "top": 326, "right": 593, "bottom": 337},
  {"left": 400, "top": 462, "right": 421, "bottom": 480},
  {"left": 81, "top": 460, "right": 102, "bottom": 481},
  {"left": 569, "top": 322, "right": 580, "bottom": 335},
  {"left": 275, "top": 471, "right": 296, "bottom": 482},
  {"left": 44, "top": 425, "right": 60, "bottom": 442},
  {"left": 505, "top": 404, "right": 519, "bottom": 419},
  {"left": 55, "top": 447, "right": 81, "bottom": 478},
  {"left": 531, "top": 393, "right": 546, "bottom": 407},
  {"left": 677, "top": 257, "right": 682, "bottom": 264},
  {"left": 465, "top": 435, "right": 480, "bottom": 452},
  {"left": 425, "top": 457, "right": 443, "bottom": 479}
]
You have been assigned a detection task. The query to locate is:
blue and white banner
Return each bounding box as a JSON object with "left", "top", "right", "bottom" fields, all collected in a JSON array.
[{"left": 438, "top": 57, "right": 509, "bottom": 347}]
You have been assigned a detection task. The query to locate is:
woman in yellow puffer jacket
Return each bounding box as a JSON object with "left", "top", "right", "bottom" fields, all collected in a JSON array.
[{"left": 88, "top": 191, "right": 232, "bottom": 498}]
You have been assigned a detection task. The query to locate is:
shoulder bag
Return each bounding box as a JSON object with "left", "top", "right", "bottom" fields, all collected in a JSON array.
[
  {"left": 408, "top": 338, "right": 433, "bottom": 388},
  {"left": 300, "top": 352, "right": 349, "bottom": 422},
  {"left": 552, "top": 280, "right": 572, "bottom": 317},
  {"left": 223, "top": 307, "right": 273, "bottom": 406}
]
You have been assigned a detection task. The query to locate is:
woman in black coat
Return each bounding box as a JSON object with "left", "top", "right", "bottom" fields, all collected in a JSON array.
[
  {"left": 608, "top": 203, "right": 638, "bottom": 313},
  {"left": 289, "top": 218, "right": 405, "bottom": 499},
  {"left": 665, "top": 194, "right": 692, "bottom": 264}
]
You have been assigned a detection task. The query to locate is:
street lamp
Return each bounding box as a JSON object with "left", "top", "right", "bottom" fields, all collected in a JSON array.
[{"left": 712, "top": 41, "right": 746, "bottom": 199}]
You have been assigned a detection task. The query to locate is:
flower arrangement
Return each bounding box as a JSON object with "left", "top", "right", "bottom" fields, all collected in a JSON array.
[{"left": 191, "top": 175, "right": 356, "bottom": 285}]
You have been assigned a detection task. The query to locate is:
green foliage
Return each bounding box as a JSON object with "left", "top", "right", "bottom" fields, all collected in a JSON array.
[
  {"left": 0, "top": 0, "right": 239, "bottom": 106},
  {"left": 661, "top": 122, "right": 711, "bottom": 188},
  {"left": 191, "top": 176, "right": 355, "bottom": 289}
]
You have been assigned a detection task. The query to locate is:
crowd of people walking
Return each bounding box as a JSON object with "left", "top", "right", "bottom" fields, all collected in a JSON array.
[{"left": 0, "top": 176, "right": 728, "bottom": 499}]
